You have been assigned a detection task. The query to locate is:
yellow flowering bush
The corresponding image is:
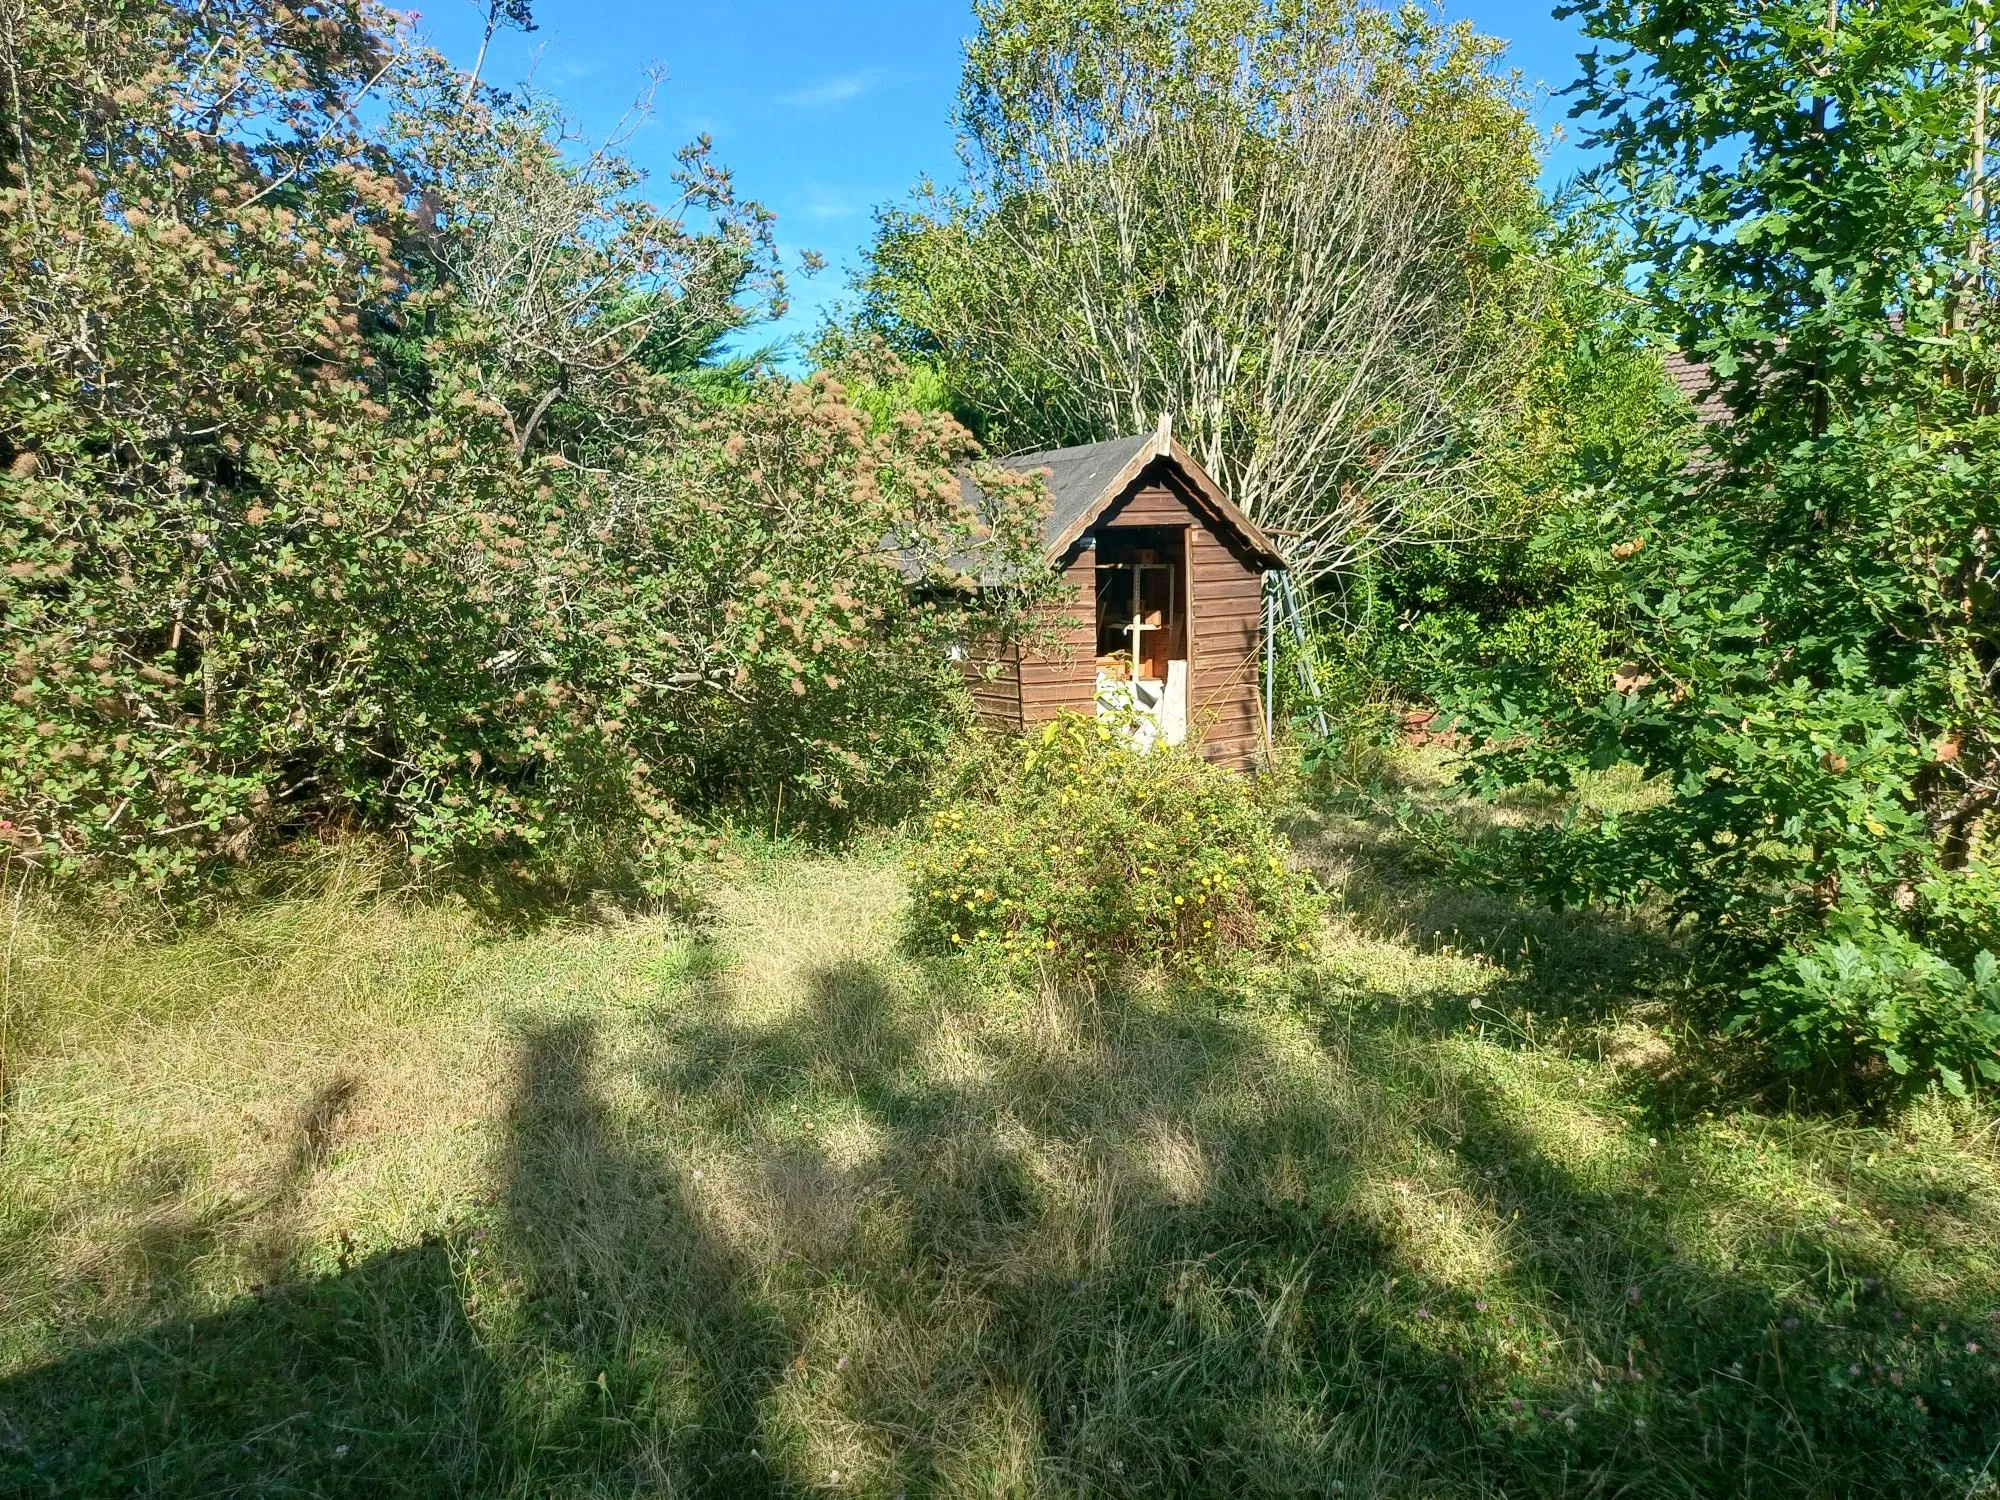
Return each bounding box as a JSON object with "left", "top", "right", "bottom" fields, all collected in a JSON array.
[{"left": 906, "top": 714, "right": 1322, "bottom": 973}]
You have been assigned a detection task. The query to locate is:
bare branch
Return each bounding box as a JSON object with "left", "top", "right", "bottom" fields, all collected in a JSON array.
[{"left": 913, "top": 13, "right": 1542, "bottom": 589}]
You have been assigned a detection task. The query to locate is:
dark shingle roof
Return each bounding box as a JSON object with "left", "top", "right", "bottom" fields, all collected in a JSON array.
[
  {"left": 995, "top": 433, "right": 1156, "bottom": 552},
  {"left": 927, "top": 432, "right": 1156, "bottom": 585},
  {"left": 912, "top": 427, "right": 1281, "bottom": 586}
]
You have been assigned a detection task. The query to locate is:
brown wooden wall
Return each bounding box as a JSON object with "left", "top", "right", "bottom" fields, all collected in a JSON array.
[
  {"left": 1017, "top": 459, "right": 1269, "bottom": 772},
  {"left": 1017, "top": 544, "right": 1100, "bottom": 724},
  {"left": 959, "top": 637, "right": 1023, "bottom": 730}
]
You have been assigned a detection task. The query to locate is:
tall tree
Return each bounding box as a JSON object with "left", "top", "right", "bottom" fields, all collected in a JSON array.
[
  {"left": 849, "top": 0, "right": 1553, "bottom": 586},
  {"left": 1453, "top": 0, "right": 2000, "bottom": 1095}
]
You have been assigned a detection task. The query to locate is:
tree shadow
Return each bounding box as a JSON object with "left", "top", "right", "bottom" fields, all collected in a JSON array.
[
  {"left": 440, "top": 851, "right": 690, "bottom": 934},
  {"left": 1327, "top": 825, "right": 1680, "bottom": 1008},
  {"left": 1288, "top": 801, "right": 1826, "bottom": 1129},
  {"left": 5, "top": 917, "right": 1991, "bottom": 1496},
  {"left": 0, "top": 1239, "right": 502, "bottom": 1498},
  {"left": 29, "top": 1069, "right": 366, "bottom": 1339},
  {"left": 615, "top": 949, "right": 2000, "bottom": 1497},
  {"left": 1420, "top": 1061, "right": 2000, "bottom": 1497},
  {"left": 628, "top": 958, "right": 1509, "bottom": 1492}
]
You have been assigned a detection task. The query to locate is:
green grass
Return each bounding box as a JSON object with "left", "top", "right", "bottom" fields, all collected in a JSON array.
[{"left": 1, "top": 825, "right": 1997, "bottom": 1498}]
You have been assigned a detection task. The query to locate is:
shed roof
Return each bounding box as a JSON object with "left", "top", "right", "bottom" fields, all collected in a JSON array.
[
  {"left": 905, "top": 423, "right": 1283, "bottom": 586},
  {"left": 965, "top": 423, "right": 1285, "bottom": 570},
  {"left": 1004, "top": 432, "right": 1157, "bottom": 553}
]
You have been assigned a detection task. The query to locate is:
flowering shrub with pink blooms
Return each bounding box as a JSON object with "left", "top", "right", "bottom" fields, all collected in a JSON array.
[{"left": 0, "top": 0, "right": 1050, "bottom": 896}]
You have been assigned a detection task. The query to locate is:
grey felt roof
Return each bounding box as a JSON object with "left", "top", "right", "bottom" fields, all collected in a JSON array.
[
  {"left": 997, "top": 433, "right": 1157, "bottom": 553},
  {"left": 905, "top": 428, "right": 1280, "bottom": 586},
  {"left": 916, "top": 432, "right": 1156, "bottom": 586}
]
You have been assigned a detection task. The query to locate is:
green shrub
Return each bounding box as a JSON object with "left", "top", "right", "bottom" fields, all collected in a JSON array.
[
  {"left": 1915, "top": 863, "right": 2000, "bottom": 972},
  {"left": 905, "top": 715, "right": 1321, "bottom": 974},
  {"left": 0, "top": 0, "right": 1052, "bottom": 897},
  {"left": 1740, "top": 917, "right": 2000, "bottom": 1099},
  {"left": 1433, "top": 0, "right": 2000, "bottom": 1100}
]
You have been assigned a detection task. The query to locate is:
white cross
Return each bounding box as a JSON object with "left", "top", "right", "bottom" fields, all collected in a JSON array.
[{"left": 1122, "top": 613, "right": 1158, "bottom": 678}]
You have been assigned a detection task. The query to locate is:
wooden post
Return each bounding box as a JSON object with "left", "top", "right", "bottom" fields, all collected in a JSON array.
[{"left": 1263, "top": 577, "right": 1276, "bottom": 766}]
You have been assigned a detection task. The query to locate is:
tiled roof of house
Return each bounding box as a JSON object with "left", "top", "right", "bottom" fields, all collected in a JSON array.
[{"left": 1663, "top": 350, "right": 1733, "bottom": 425}]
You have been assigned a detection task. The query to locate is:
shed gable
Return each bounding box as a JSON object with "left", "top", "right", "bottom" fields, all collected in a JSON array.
[{"left": 958, "top": 423, "right": 1277, "bottom": 772}]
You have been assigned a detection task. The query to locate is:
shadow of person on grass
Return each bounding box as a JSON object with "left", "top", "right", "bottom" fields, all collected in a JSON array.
[
  {"left": 0, "top": 1238, "right": 502, "bottom": 1499},
  {"left": 0, "top": 1007, "right": 801, "bottom": 1500},
  {"left": 489, "top": 1013, "right": 796, "bottom": 1494}
]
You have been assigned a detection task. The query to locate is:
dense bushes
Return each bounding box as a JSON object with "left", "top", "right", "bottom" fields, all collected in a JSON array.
[
  {"left": 1431, "top": 0, "right": 2000, "bottom": 1099},
  {"left": 1746, "top": 918, "right": 2000, "bottom": 1098},
  {"left": 0, "top": 0, "right": 1050, "bottom": 895},
  {"left": 905, "top": 715, "right": 1321, "bottom": 975}
]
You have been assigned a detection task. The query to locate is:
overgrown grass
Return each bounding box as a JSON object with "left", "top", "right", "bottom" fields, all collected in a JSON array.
[{"left": 1, "top": 821, "right": 1997, "bottom": 1497}]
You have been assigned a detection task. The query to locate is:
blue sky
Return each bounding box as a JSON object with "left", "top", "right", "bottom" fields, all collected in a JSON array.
[{"left": 411, "top": 1, "right": 1604, "bottom": 362}]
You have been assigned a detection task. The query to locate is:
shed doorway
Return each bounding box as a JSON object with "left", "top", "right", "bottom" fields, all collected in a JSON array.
[{"left": 1093, "top": 527, "right": 1189, "bottom": 748}]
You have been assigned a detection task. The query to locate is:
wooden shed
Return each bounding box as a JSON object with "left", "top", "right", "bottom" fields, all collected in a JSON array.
[{"left": 958, "top": 417, "right": 1285, "bottom": 771}]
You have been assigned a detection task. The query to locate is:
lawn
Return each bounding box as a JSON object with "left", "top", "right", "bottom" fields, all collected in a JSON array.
[{"left": 2, "top": 800, "right": 1998, "bottom": 1497}]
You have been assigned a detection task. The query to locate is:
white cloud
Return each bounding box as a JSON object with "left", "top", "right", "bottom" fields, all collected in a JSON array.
[
  {"left": 781, "top": 69, "right": 884, "bottom": 109},
  {"left": 795, "top": 182, "right": 869, "bottom": 223}
]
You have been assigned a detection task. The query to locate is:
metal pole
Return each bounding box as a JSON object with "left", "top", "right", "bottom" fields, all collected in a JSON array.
[
  {"left": 1263, "top": 576, "right": 1276, "bottom": 764},
  {"left": 1277, "top": 571, "right": 1329, "bottom": 738},
  {"left": 1976, "top": 12, "right": 1990, "bottom": 272}
]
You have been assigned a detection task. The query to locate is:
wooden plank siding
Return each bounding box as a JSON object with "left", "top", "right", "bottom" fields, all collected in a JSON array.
[
  {"left": 960, "top": 637, "right": 1023, "bottom": 731},
  {"left": 1177, "top": 475, "right": 1267, "bottom": 772},
  {"left": 1017, "top": 545, "right": 1100, "bottom": 720},
  {"left": 1015, "top": 459, "right": 1269, "bottom": 772}
]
